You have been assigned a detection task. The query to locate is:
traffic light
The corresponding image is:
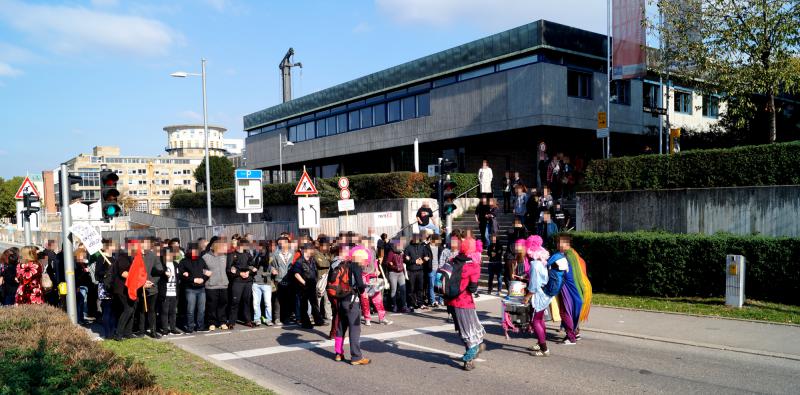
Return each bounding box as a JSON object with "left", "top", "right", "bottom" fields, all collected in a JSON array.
[
  {"left": 100, "top": 169, "right": 122, "bottom": 222},
  {"left": 441, "top": 177, "right": 457, "bottom": 218},
  {"left": 22, "top": 193, "right": 40, "bottom": 217},
  {"left": 441, "top": 159, "right": 458, "bottom": 174},
  {"left": 58, "top": 171, "right": 83, "bottom": 204}
]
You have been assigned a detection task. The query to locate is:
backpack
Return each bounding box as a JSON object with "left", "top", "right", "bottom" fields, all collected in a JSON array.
[
  {"left": 436, "top": 260, "right": 465, "bottom": 300},
  {"left": 326, "top": 262, "right": 354, "bottom": 299}
]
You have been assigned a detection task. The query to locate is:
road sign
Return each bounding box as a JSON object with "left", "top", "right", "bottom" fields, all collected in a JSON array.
[
  {"left": 235, "top": 169, "right": 263, "bottom": 214},
  {"left": 294, "top": 170, "right": 318, "bottom": 195},
  {"left": 337, "top": 199, "right": 355, "bottom": 212},
  {"left": 337, "top": 177, "right": 349, "bottom": 189},
  {"left": 339, "top": 189, "right": 351, "bottom": 200},
  {"left": 596, "top": 128, "right": 609, "bottom": 139},
  {"left": 15, "top": 201, "right": 40, "bottom": 231},
  {"left": 298, "top": 196, "right": 320, "bottom": 229},
  {"left": 14, "top": 177, "right": 40, "bottom": 199},
  {"left": 597, "top": 111, "right": 607, "bottom": 129}
]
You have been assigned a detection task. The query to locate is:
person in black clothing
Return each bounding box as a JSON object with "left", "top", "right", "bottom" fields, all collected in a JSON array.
[
  {"left": 179, "top": 243, "right": 209, "bottom": 333},
  {"left": 474, "top": 197, "right": 491, "bottom": 250},
  {"left": 42, "top": 240, "right": 60, "bottom": 307},
  {"left": 0, "top": 248, "right": 19, "bottom": 306},
  {"left": 290, "top": 243, "right": 323, "bottom": 328},
  {"left": 502, "top": 171, "right": 512, "bottom": 214},
  {"left": 333, "top": 247, "right": 370, "bottom": 365},
  {"left": 114, "top": 240, "right": 137, "bottom": 339},
  {"left": 416, "top": 202, "right": 440, "bottom": 235},
  {"left": 74, "top": 247, "right": 93, "bottom": 325},
  {"left": 227, "top": 239, "right": 255, "bottom": 329},
  {"left": 403, "top": 234, "right": 431, "bottom": 310},
  {"left": 512, "top": 171, "right": 524, "bottom": 190},
  {"left": 552, "top": 201, "right": 571, "bottom": 231},
  {"left": 487, "top": 234, "right": 504, "bottom": 296},
  {"left": 506, "top": 217, "right": 528, "bottom": 250},
  {"left": 94, "top": 240, "right": 117, "bottom": 339},
  {"left": 136, "top": 239, "right": 164, "bottom": 339}
]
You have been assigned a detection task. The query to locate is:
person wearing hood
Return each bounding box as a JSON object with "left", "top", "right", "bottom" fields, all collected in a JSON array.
[
  {"left": 444, "top": 235, "right": 486, "bottom": 371},
  {"left": 332, "top": 246, "right": 370, "bottom": 365}
]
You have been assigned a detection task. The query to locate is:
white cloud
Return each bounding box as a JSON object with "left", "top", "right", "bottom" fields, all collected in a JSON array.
[
  {"left": 375, "top": 0, "right": 605, "bottom": 33},
  {"left": 0, "top": 0, "right": 181, "bottom": 57},
  {"left": 90, "top": 0, "right": 119, "bottom": 7},
  {"left": 0, "top": 62, "right": 21, "bottom": 77},
  {"left": 352, "top": 21, "right": 372, "bottom": 34}
]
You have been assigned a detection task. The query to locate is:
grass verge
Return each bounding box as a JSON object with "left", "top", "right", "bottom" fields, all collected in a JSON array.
[
  {"left": 102, "top": 338, "right": 273, "bottom": 395},
  {"left": 593, "top": 293, "right": 799, "bottom": 325}
]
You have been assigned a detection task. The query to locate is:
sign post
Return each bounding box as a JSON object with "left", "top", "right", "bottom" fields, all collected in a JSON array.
[
  {"left": 294, "top": 168, "right": 320, "bottom": 232},
  {"left": 235, "top": 169, "right": 264, "bottom": 223}
]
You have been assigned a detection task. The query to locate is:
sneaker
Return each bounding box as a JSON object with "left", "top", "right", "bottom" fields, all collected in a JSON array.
[
  {"left": 184, "top": 328, "right": 195, "bottom": 334},
  {"left": 560, "top": 339, "right": 577, "bottom": 346},
  {"left": 334, "top": 354, "right": 343, "bottom": 362},
  {"left": 380, "top": 319, "right": 393, "bottom": 326},
  {"left": 364, "top": 320, "right": 372, "bottom": 326},
  {"left": 527, "top": 344, "right": 541, "bottom": 352},
  {"left": 197, "top": 326, "right": 209, "bottom": 332},
  {"left": 260, "top": 317, "right": 268, "bottom": 325},
  {"left": 576, "top": 333, "right": 582, "bottom": 340},
  {"left": 208, "top": 325, "right": 217, "bottom": 331},
  {"left": 245, "top": 322, "right": 255, "bottom": 328},
  {"left": 170, "top": 329, "right": 182, "bottom": 335},
  {"left": 531, "top": 349, "right": 551, "bottom": 357},
  {"left": 220, "top": 324, "right": 229, "bottom": 330},
  {"left": 463, "top": 360, "right": 476, "bottom": 371},
  {"left": 265, "top": 321, "right": 274, "bottom": 327},
  {"left": 351, "top": 358, "right": 371, "bottom": 366}
]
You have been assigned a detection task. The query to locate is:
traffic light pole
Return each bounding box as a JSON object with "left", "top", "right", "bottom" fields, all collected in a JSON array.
[
  {"left": 23, "top": 212, "right": 31, "bottom": 245},
  {"left": 59, "top": 164, "right": 78, "bottom": 324}
]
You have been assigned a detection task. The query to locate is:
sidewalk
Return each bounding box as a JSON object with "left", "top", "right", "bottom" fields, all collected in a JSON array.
[{"left": 582, "top": 306, "right": 800, "bottom": 360}]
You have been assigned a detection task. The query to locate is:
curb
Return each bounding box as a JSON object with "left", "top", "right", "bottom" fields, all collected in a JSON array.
[
  {"left": 581, "top": 326, "right": 800, "bottom": 362},
  {"left": 594, "top": 304, "right": 800, "bottom": 328}
]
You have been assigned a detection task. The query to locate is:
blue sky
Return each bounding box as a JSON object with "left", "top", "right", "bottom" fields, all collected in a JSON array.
[{"left": 0, "top": 0, "right": 607, "bottom": 178}]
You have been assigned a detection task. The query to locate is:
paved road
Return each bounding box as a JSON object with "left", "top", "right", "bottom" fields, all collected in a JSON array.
[{"left": 163, "top": 295, "right": 800, "bottom": 395}]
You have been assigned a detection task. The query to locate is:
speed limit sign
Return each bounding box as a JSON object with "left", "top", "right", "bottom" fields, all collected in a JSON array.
[
  {"left": 338, "top": 177, "right": 349, "bottom": 189},
  {"left": 339, "top": 189, "right": 351, "bottom": 200}
]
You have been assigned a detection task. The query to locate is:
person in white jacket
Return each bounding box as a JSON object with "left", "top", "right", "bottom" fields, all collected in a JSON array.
[{"left": 478, "top": 160, "right": 493, "bottom": 198}]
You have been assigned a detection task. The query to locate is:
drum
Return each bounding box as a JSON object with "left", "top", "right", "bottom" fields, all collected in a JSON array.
[
  {"left": 508, "top": 281, "right": 526, "bottom": 297},
  {"left": 504, "top": 300, "right": 531, "bottom": 325}
]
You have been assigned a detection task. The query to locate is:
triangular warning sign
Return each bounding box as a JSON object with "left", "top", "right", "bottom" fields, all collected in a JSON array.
[
  {"left": 293, "top": 170, "right": 318, "bottom": 196},
  {"left": 15, "top": 177, "right": 40, "bottom": 199}
]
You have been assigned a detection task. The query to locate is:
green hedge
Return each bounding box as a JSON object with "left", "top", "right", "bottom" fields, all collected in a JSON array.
[
  {"left": 570, "top": 231, "right": 800, "bottom": 305},
  {"left": 584, "top": 142, "right": 800, "bottom": 191},
  {"left": 170, "top": 172, "right": 480, "bottom": 209}
]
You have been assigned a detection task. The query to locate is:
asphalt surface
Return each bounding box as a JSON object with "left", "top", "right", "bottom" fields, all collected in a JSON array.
[{"left": 162, "top": 294, "right": 800, "bottom": 395}]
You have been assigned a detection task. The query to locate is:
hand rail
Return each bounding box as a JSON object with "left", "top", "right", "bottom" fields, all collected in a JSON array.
[{"left": 392, "top": 184, "right": 480, "bottom": 237}]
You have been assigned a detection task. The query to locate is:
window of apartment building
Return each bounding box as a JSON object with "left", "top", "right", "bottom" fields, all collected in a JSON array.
[
  {"left": 417, "top": 92, "right": 431, "bottom": 116},
  {"left": 183, "top": 169, "right": 191, "bottom": 175},
  {"left": 183, "top": 180, "right": 192, "bottom": 185},
  {"left": 288, "top": 125, "right": 297, "bottom": 142},
  {"left": 138, "top": 189, "right": 148, "bottom": 195},
  {"left": 702, "top": 95, "right": 719, "bottom": 118},
  {"left": 458, "top": 65, "right": 494, "bottom": 81},
  {"left": 158, "top": 202, "right": 170, "bottom": 209},
  {"left": 674, "top": 90, "right": 693, "bottom": 114},
  {"left": 326, "top": 117, "right": 337, "bottom": 135},
  {"left": 81, "top": 190, "right": 99, "bottom": 201},
  {"left": 387, "top": 100, "right": 401, "bottom": 122},
  {"left": 401, "top": 96, "right": 416, "bottom": 120},
  {"left": 567, "top": 69, "right": 592, "bottom": 99},
  {"left": 643, "top": 82, "right": 661, "bottom": 109},
  {"left": 135, "top": 201, "right": 149, "bottom": 212},
  {"left": 138, "top": 180, "right": 147, "bottom": 185},
  {"left": 360, "top": 107, "right": 373, "bottom": 128},
  {"left": 128, "top": 179, "right": 134, "bottom": 185},
  {"left": 161, "top": 190, "right": 170, "bottom": 195},
  {"left": 373, "top": 103, "right": 386, "bottom": 126},
  {"left": 610, "top": 80, "right": 630, "bottom": 105},
  {"left": 128, "top": 169, "right": 136, "bottom": 175},
  {"left": 348, "top": 110, "right": 360, "bottom": 130},
  {"left": 316, "top": 119, "right": 326, "bottom": 137},
  {"left": 78, "top": 172, "right": 100, "bottom": 187}
]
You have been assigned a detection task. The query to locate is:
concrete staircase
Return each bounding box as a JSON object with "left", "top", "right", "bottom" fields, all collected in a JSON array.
[{"left": 450, "top": 208, "right": 517, "bottom": 290}]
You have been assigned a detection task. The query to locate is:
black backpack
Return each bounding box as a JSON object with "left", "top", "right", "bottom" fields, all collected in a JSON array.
[{"left": 440, "top": 258, "right": 466, "bottom": 300}]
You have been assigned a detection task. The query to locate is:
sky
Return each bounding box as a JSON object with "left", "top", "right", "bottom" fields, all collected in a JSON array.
[{"left": 0, "top": 0, "right": 608, "bottom": 178}]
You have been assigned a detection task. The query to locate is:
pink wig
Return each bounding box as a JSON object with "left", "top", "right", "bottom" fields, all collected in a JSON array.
[{"left": 526, "top": 235, "right": 550, "bottom": 261}]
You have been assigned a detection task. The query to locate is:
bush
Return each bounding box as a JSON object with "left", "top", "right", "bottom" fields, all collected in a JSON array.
[
  {"left": 0, "top": 305, "right": 166, "bottom": 394},
  {"left": 170, "top": 172, "right": 480, "bottom": 209},
  {"left": 570, "top": 231, "right": 800, "bottom": 305},
  {"left": 584, "top": 141, "right": 800, "bottom": 191}
]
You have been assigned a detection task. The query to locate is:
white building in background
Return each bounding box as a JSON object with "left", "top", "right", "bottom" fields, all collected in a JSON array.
[{"left": 163, "top": 124, "right": 229, "bottom": 158}]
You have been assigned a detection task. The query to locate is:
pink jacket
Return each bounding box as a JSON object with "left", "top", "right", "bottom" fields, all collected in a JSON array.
[{"left": 445, "top": 255, "right": 480, "bottom": 309}]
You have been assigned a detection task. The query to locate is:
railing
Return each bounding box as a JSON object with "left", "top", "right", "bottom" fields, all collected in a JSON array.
[{"left": 394, "top": 184, "right": 480, "bottom": 237}]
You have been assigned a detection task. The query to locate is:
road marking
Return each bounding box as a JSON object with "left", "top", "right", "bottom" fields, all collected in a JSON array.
[
  {"left": 393, "top": 340, "right": 485, "bottom": 362},
  {"left": 241, "top": 328, "right": 266, "bottom": 332},
  {"left": 210, "top": 320, "right": 493, "bottom": 361},
  {"left": 205, "top": 332, "right": 232, "bottom": 337},
  {"left": 170, "top": 335, "right": 196, "bottom": 340}
]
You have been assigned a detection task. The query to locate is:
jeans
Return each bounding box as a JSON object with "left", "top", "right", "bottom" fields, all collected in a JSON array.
[
  {"left": 299, "top": 285, "right": 322, "bottom": 326},
  {"left": 185, "top": 288, "right": 205, "bottom": 331},
  {"left": 205, "top": 288, "right": 228, "bottom": 327},
  {"left": 427, "top": 272, "right": 442, "bottom": 305},
  {"left": 487, "top": 262, "right": 503, "bottom": 294},
  {"left": 77, "top": 286, "right": 89, "bottom": 322},
  {"left": 100, "top": 299, "right": 117, "bottom": 338},
  {"left": 252, "top": 284, "right": 273, "bottom": 323},
  {"left": 388, "top": 271, "right": 406, "bottom": 310},
  {"left": 418, "top": 222, "right": 440, "bottom": 235},
  {"left": 229, "top": 281, "right": 253, "bottom": 325}
]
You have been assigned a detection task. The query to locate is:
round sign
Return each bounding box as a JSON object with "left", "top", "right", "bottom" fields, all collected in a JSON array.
[
  {"left": 339, "top": 189, "right": 351, "bottom": 200},
  {"left": 338, "top": 177, "right": 350, "bottom": 189}
]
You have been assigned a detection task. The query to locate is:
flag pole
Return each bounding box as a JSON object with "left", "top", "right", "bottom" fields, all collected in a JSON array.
[{"left": 142, "top": 285, "right": 148, "bottom": 312}]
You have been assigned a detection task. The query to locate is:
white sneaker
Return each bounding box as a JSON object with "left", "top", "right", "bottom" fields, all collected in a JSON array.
[
  {"left": 364, "top": 320, "right": 372, "bottom": 326},
  {"left": 532, "top": 349, "right": 551, "bottom": 357},
  {"left": 208, "top": 325, "right": 216, "bottom": 331},
  {"left": 220, "top": 324, "right": 229, "bottom": 330},
  {"left": 380, "top": 319, "right": 393, "bottom": 325},
  {"left": 560, "top": 339, "right": 577, "bottom": 346}
]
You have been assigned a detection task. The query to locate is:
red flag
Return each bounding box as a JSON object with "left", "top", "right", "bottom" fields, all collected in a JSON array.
[{"left": 125, "top": 247, "right": 147, "bottom": 301}]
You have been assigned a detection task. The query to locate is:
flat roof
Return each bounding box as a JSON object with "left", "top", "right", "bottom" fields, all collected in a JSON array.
[{"left": 243, "top": 19, "right": 607, "bottom": 130}]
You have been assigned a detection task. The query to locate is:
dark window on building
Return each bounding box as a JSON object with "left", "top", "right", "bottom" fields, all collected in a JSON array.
[
  {"left": 611, "top": 80, "right": 630, "bottom": 105},
  {"left": 407, "top": 82, "right": 431, "bottom": 93},
  {"left": 316, "top": 119, "right": 326, "bottom": 137},
  {"left": 497, "top": 54, "right": 538, "bottom": 71},
  {"left": 702, "top": 95, "right": 719, "bottom": 118},
  {"left": 331, "top": 105, "right": 346, "bottom": 114},
  {"left": 433, "top": 75, "right": 457, "bottom": 88},
  {"left": 326, "top": 117, "right": 337, "bottom": 135},
  {"left": 643, "top": 82, "right": 660, "bottom": 109},
  {"left": 567, "top": 70, "right": 592, "bottom": 99},
  {"left": 296, "top": 123, "right": 306, "bottom": 141},
  {"left": 360, "top": 107, "right": 373, "bottom": 128},
  {"left": 401, "top": 96, "right": 416, "bottom": 120},
  {"left": 459, "top": 65, "right": 494, "bottom": 81},
  {"left": 386, "top": 88, "right": 407, "bottom": 99},
  {"left": 417, "top": 92, "right": 430, "bottom": 116},
  {"left": 674, "top": 90, "right": 692, "bottom": 114},
  {"left": 288, "top": 125, "right": 297, "bottom": 142},
  {"left": 348, "top": 110, "right": 360, "bottom": 130},
  {"left": 373, "top": 103, "right": 386, "bottom": 125},
  {"left": 337, "top": 113, "right": 348, "bottom": 133},
  {"left": 387, "top": 100, "right": 401, "bottom": 122},
  {"left": 347, "top": 100, "right": 365, "bottom": 109}
]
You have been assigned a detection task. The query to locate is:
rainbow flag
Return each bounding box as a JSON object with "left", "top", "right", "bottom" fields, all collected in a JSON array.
[{"left": 565, "top": 248, "right": 592, "bottom": 323}]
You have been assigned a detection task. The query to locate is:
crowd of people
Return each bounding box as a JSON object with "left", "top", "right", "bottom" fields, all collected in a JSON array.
[{"left": 0, "top": 220, "right": 590, "bottom": 370}]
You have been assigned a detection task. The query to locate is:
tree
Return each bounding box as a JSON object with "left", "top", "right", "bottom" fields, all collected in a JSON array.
[
  {"left": 655, "top": 0, "right": 800, "bottom": 142},
  {"left": 193, "top": 156, "right": 235, "bottom": 191},
  {"left": 0, "top": 177, "right": 24, "bottom": 219}
]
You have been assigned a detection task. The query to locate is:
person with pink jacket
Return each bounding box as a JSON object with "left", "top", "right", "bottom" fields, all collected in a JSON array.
[
  {"left": 357, "top": 250, "right": 393, "bottom": 326},
  {"left": 444, "top": 236, "right": 486, "bottom": 371}
]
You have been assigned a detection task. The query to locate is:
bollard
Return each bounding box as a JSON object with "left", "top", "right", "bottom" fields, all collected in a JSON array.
[{"left": 725, "top": 255, "right": 746, "bottom": 308}]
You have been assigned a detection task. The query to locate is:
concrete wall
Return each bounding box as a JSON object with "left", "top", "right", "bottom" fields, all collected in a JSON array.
[{"left": 576, "top": 186, "right": 800, "bottom": 237}]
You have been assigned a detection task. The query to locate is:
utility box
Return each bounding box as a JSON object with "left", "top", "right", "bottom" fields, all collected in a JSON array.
[{"left": 725, "top": 255, "right": 746, "bottom": 308}]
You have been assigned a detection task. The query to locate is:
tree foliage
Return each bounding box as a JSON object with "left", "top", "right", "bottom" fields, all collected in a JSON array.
[
  {"left": 653, "top": 0, "right": 800, "bottom": 142},
  {"left": 0, "top": 177, "right": 24, "bottom": 218},
  {"left": 193, "top": 156, "right": 235, "bottom": 191}
]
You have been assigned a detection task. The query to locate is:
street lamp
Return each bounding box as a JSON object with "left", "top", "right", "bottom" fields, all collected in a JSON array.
[
  {"left": 171, "top": 59, "right": 213, "bottom": 226},
  {"left": 278, "top": 133, "right": 294, "bottom": 183}
]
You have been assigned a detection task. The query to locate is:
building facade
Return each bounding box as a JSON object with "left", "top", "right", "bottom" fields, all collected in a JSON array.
[{"left": 244, "top": 20, "right": 723, "bottom": 184}]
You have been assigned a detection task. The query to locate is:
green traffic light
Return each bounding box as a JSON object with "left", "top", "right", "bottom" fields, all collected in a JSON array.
[{"left": 105, "top": 206, "right": 117, "bottom": 216}]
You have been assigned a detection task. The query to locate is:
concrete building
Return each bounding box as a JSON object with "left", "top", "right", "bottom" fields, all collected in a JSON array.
[
  {"left": 53, "top": 124, "right": 235, "bottom": 214},
  {"left": 244, "top": 20, "right": 723, "bottom": 184}
]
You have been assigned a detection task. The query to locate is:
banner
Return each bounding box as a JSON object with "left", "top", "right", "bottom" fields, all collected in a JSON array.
[{"left": 612, "top": 0, "right": 647, "bottom": 80}]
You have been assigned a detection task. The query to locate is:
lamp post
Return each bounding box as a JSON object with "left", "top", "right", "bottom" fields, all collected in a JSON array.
[
  {"left": 171, "top": 59, "right": 212, "bottom": 226},
  {"left": 278, "top": 133, "right": 294, "bottom": 183}
]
